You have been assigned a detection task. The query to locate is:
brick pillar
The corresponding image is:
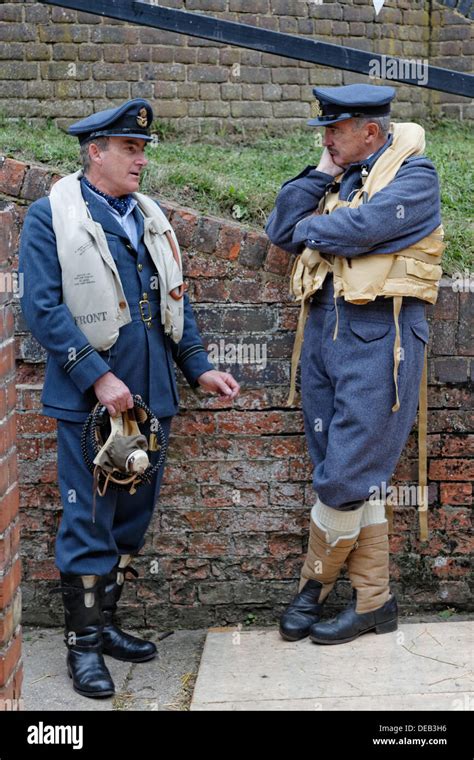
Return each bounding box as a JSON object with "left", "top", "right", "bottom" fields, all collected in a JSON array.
[{"left": 0, "top": 201, "right": 22, "bottom": 710}]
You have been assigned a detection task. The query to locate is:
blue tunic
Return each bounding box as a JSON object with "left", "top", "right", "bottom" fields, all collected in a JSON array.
[
  {"left": 19, "top": 179, "right": 215, "bottom": 573},
  {"left": 19, "top": 179, "right": 214, "bottom": 422},
  {"left": 265, "top": 134, "right": 441, "bottom": 510}
]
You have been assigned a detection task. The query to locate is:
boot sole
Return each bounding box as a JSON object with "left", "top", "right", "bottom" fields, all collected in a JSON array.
[
  {"left": 103, "top": 650, "right": 157, "bottom": 663},
  {"left": 68, "top": 668, "right": 115, "bottom": 698},
  {"left": 309, "top": 618, "right": 398, "bottom": 645},
  {"left": 279, "top": 628, "right": 310, "bottom": 642}
]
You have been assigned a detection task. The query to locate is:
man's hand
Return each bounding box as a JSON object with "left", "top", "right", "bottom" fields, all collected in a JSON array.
[
  {"left": 93, "top": 371, "right": 134, "bottom": 416},
  {"left": 316, "top": 147, "right": 344, "bottom": 177},
  {"left": 197, "top": 370, "right": 240, "bottom": 400}
]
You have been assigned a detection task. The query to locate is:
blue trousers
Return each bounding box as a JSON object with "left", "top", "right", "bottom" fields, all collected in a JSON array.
[
  {"left": 301, "top": 294, "right": 428, "bottom": 510},
  {"left": 55, "top": 416, "right": 172, "bottom": 575}
]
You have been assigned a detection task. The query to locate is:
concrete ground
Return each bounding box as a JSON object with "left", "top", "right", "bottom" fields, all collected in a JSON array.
[
  {"left": 21, "top": 619, "right": 473, "bottom": 711},
  {"left": 22, "top": 627, "right": 206, "bottom": 711}
]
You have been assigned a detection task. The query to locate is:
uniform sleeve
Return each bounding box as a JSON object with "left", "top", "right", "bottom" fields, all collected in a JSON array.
[
  {"left": 18, "top": 198, "right": 111, "bottom": 394},
  {"left": 291, "top": 157, "right": 442, "bottom": 257},
  {"left": 169, "top": 292, "right": 215, "bottom": 388},
  {"left": 265, "top": 167, "right": 335, "bottom": 254}
]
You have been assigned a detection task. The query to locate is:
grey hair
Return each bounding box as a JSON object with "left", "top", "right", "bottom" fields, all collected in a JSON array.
[
  {"left": 79, "top": 136, "right": 110, "bottom": 172},
  {"left": 351, "top": 115, "right": 391, "bottom": 137}
]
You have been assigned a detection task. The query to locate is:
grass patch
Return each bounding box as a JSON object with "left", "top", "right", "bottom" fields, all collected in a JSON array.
[{"left": 1, "top": 116, "right": 472, "bottom": 274}]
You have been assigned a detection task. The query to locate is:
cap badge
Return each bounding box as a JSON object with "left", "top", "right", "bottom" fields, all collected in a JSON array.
[
  {"left": 311, "top": 99, "right": 322, "bottom": 119},
  {"left": 136, "top": 107, "right": 148, "bottom": 128}
]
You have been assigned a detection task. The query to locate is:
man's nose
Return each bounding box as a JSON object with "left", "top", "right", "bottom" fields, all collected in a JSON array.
[
  {"left": 323, "top": 131, "right": 332, "bottom": 147},
  {"left": 136, "top": 154, "right": 148, "bottom": 167}
]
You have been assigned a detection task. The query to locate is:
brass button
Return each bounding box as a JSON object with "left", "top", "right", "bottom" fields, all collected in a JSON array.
[
  {"left": 142, "top": 292, "right": 148, "bottom": 299},
  {"left": 137, "top": 263, "right": 143, "bottom": 271},
  {"left": 119, "top": 301, "right": 126, "bottom": 309}
]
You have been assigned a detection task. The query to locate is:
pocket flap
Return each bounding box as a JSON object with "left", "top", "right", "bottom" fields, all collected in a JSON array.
[
  {"left": 349, "top": 320, "right": 391, "bottom": 342},
  {"left": 410, "top": 320, "right": 429, "bottom": 344}
]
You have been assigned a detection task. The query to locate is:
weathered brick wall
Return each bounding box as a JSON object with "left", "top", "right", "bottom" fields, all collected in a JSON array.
[
  {"left": 0, "top": 197, "right": 22, "bottom": 709},
  {"left": 1, "top": 157, "right": 472, "bottom": 627},
  {"left": 0, "top": 0, "right": 472, "bottom": 130}
]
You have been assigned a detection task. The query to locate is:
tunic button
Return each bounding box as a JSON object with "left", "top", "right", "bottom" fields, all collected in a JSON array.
[
  {"left": 137, "top": 263, "right": 143, "bottom": 271},
  {"left": 119, "top": 301, "right": 126, "bottom": 309}
]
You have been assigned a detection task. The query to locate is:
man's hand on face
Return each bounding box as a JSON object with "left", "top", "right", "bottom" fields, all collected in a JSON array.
[
  {"left": 316, "top": 147, "right": 344, "bottom": 177},
  {"left": 197, "top": 370, "right": 240, "bottom": 400},
  {"left": 93, "top": 371, "right": 134, "bottom": 417}
]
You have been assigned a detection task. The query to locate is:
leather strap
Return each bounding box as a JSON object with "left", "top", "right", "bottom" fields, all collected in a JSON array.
[
  {"left": 418, "top": 345, "right": 429, "bottom": 541},
  {"left": 391, "top": 296, "right": 403, "bottom": 412}
]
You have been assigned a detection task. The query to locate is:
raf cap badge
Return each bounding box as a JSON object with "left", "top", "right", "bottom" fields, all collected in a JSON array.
[
  {"left": 311, "top": 98, "right": 322, "bottom": 120},
  {"left": 136, "top": 107, "right": 149, "bottom": 128}
]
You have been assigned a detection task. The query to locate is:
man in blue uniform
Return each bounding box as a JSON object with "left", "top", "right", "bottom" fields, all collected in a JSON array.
[
  {"left": 266, "top": 85, "right": 443, "bottom": 646},
  {"left": 19, "top": 99, "right": 240, "bottom": 698}
]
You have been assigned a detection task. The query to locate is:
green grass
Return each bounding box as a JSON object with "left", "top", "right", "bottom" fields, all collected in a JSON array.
[{"left": 1, "top": 116, "right": 472, "bottom": 274}]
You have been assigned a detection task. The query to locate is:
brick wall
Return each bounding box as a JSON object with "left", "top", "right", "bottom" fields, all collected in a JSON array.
[
  {"left": 0, "top": 0, "right": 472, "bottom": 131},
  {"left": 0, "top": 194, "right": 22, "bottom": 709},
  {"left": 1, "top": 157, "right": 473, "bottom": 627}
]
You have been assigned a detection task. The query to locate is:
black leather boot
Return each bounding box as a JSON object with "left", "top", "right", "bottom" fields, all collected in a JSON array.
[
  {"left": 279, "top": 517, "right": 360, "bottom": 642},
  {"left": 60, "top": 573, "right": 115, "bottom": 698},
  {"left": 309, "top": 521, "right": 398, "bottom": 644},
  {"left": 279, "top": 580, "right": 325, "bottom": 641},
  {"left": 309, "top": 592, "right": 398, "bottom": 644},
  {"left": 102, "top": 555, "right": 157, "bottom": 662}
]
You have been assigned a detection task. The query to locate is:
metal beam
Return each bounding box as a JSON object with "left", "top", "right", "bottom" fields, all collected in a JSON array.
[{"left": 40, "top": 0, "right": 473, "bottom": 98}]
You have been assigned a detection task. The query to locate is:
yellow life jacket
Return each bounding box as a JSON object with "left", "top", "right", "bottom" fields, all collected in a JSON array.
[{"left": 288, "top": 122, "right": 445, "bottom": 540}]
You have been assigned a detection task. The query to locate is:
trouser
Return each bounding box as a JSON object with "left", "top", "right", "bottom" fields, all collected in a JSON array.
[
  {"left": 301, "top": 295, "right": 428, "bottom": 509},
  {"left": 55, "top": 416, "right": 173, "bottom": 575}
]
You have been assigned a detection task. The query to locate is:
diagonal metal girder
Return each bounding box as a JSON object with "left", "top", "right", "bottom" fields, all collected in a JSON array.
[{"left": 40, "top": 0, "right": 473, "bottom": 98}]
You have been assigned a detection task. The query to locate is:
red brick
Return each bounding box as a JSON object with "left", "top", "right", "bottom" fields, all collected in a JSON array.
[
  {"left": 0, "top": 306, "right": 15, "bottom": 341},
  {"left": 429, "top": 459, "right": 474, "bottom": 481},
  {"left": 217, "top": 411, "right": 303, "bottom": 435},
  {"left": 264, "top": 244, "right": 291, "bottom": 275},
  {"left": 0, "top": 522, "right": 19, "bottom": 569},
  {"left": 193, "top": 279, "right": 230, "bottom": 301},
  {"left": 0, "top": 488, "right": 19, "bottom": 533},
  {"left": 168, "top": 209, "right": 197, "bottom": 248},
  {"left": 228, "top": 279, "right": 265, "bottom": 302},
  {"left": 215, "top": 225, "right": 241, "bottom": 260},
  {"left": 0, "top": 628, "right": 21, "bottom": 687},
  {"left": 439, "top": 435, "right": 474, "bottom": 457},
  {"left": 0, "top": 416, "right": 17, "bottom": 458},
  {"left": 0, "top": 343, "right": 15, "bottom": 380},
  {"left": 440, "top": 482, "right": 472, "bottom": 506},
  {"left": 16, "top": 413, "right": 57, "bottom": 435},
  {"left": 171, "top": 412, "right": 216, "bottom": 435},
  {"left": 17, "top": 386, "right": 42, "bottom": 411},
  {"left": 0, "top": 662, "right": 23, "bottom": 706},
  {"left": 187, "top": 533, "right": 229, "bottom": 557},
  {"left": 269, "top": 436, "right": 305, "bottom": 458},
  {"left": 20, "top": 167, "right": 52, "bottom": 202},
  {"left": 27, "top": 559, "right": 58, "bottom": 581},
  {"left": 0, "top": 557, "right": 21, "bottom": 608},
  {"left": 0, "top": 160, "right": 26, "bottom": 197},
  {"left": 183, "top": 253, "right": 229, "bottom": 279}
]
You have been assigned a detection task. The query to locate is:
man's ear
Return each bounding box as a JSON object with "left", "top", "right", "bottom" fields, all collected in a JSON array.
[
  {"left": 365, "top": 122, "right": 380, "bottom": 144},
  {"left": 88, "top": 142, "right": 103, "bottom": 166}
]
